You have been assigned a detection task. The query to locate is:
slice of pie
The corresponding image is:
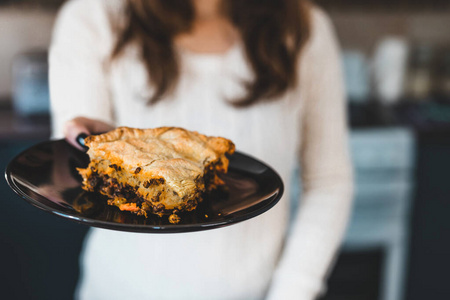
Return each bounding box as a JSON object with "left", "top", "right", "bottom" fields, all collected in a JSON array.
[{"left": 77, "top": 127, "right": 235, "bottom": 223}]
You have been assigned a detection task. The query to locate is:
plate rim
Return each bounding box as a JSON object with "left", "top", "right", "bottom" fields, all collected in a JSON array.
[{"left": 5, "top": 139, "right": 284, "bottom": 233}]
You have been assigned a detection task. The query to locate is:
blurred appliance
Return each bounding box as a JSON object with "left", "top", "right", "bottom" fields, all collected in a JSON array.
[
  {"left": 12, "top": 51, "right": 50, "bottom": 116},
  {"left": 404, "top": 44, "right": 434, "bottom": 101},
  {"left": 435, "top": 48, "right": 450, "bottom": 100},
  {"left": 345, "top": 128, "right": 415, "bottom": 300},
  {"left": 372, "top": 37, "right": 409, "bottom": 104}
]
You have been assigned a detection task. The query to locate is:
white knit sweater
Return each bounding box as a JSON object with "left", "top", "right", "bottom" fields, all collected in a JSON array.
[{"left": 50, "top": 0, "right": 353, "bottom": 299}]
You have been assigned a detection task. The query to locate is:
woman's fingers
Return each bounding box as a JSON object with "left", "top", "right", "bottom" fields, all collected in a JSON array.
[
  {"left": 64, "top": 117, "right": 114, "bottom": 150},
  {"left": 82, "top": 117, "right": 115, "bottom": 134},
  {"left": 64, "top": 118, "right": 90, "bottom": 150}
]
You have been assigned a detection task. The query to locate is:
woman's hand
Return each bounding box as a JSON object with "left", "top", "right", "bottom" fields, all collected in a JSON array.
[{"left": 64, "top": 117, "right": 114, "bottom": 150}]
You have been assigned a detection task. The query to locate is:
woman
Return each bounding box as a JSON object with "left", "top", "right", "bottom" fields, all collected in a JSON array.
[{"left": 50, "top": 0, "right": 353, "bottom": 299}]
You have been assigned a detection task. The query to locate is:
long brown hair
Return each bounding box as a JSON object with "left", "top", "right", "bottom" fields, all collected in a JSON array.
[{"left": 112, "top": 0, "right": 311, "bottom": 106}]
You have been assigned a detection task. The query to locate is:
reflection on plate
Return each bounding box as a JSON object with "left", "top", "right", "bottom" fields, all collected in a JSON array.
[{"left": 5, "top": 140, "right": 283, "bottom": 233}]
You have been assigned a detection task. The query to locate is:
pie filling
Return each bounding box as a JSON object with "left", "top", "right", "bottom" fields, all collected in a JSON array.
[{"left": 79, "top": 158, "right": 223, "bottom": 222}]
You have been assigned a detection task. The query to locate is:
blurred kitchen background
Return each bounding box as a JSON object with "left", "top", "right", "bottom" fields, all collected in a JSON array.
[{"left": 1, "top": 0, "right": 450, "bottom": 299}]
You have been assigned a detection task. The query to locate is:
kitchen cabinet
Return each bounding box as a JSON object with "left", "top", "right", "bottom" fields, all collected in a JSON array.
[
  {"left": 405, "top": 129, "right": 450, "bottom": 300},
  {"left": 0, "top": 108, "right": 88, "bottom": 300}
]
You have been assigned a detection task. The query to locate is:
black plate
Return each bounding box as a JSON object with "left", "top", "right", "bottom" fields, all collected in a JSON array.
[{"left": 5, "top": 139, "right": 283, "bottom": 233}]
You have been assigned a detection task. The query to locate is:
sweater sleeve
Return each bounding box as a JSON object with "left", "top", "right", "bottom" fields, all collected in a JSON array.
[
  {"left": 266, "top": 7, "right": 354, "bottom": 300},
  {"left": 49, "top": 0, "right": 115, "bottom": 138}
]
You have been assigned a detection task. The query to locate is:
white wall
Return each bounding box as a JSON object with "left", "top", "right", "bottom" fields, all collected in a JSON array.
[{"left": 0, "top": 8, "right": 56, "bottom": 100}]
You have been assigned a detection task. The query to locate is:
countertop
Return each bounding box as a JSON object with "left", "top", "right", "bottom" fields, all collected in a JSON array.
[{"left": 0, "top": 100, "right": 50, "bottom": 141}]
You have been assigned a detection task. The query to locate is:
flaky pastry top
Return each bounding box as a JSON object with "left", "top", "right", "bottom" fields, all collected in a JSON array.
[{"left": 84, "top": 127, "right": 235, "bottom": 195}]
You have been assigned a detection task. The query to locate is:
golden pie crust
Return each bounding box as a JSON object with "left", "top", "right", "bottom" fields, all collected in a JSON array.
[{"left": 77, "top": 127, "right": 235, "bottom": 223}]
